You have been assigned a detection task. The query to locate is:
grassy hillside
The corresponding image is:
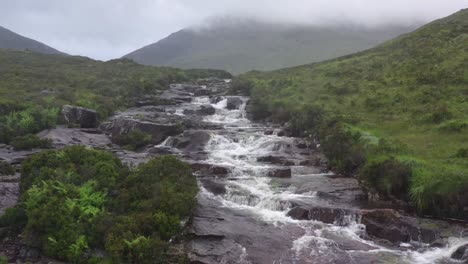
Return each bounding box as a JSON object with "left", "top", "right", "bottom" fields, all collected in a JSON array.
[
  {"left": 237, "top": 9, "right": 468, "bottom": 219},
  {"left": 0, "top": 49, "right": 230, "bottom": 145},
  {"left": 125, "top": 21, "right": 416, "bottom": 74},
  {"left": 0, "top": 26, "right": 63, "bottom": 55}
]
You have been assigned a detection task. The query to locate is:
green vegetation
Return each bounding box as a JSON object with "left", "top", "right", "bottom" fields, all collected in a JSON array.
[
  {"left": 0, "top": 146, "right": 197, "bottom": 263},
  {"left": 238, "top": 9, "right": 468, "bottom": 219},
  {"left": 0, "top": 161, "right": 15, "bottom": 175},
  {"left": 0, "top": 49, "right": 230, "bottom": 145},
  {"left": 125, "top": 21, "right": 415, "bottom": 74},
  {"left": 113, "top": 129, "right": 152, "bottom": 151},
  {"left": 10, "top": 134, "right": 52, "bottom": 150}
]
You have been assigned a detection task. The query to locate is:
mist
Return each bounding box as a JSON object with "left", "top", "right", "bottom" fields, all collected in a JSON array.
[{"left": 0, "top": 0, "right": 466, "bottom": 60}]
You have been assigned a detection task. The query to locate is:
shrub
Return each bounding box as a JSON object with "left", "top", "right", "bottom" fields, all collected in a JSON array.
[
  {"left": 360, "top": 156, "right": 412, "bottom": 200},
  {"left": 429, "top": 104, "right": 453, "bottom": 123},
  {"left": 438, "top": 120, "right": 468, "bottom": 132},
  {"left": 0, "top": 206, "right": 27, "bottom": 231},
  {"left": 10, "top": 134, "right": 52, "bottom": 151},
  {"left": 0, "top": 160, "right": 15, "bottom": 175},
  {"left": 16, "top": 147, "right": 197, "bottom": 263},
  {"left": 455, "top": 148, "right": 468, "bottom": 158},
  {"left": 320, "top": 122, "right": 366, "bottom": 175},
  {"left": 113, "top": 129, "right": 152, "bottom": 150}
]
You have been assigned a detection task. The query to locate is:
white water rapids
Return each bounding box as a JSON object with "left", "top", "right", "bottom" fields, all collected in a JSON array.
[{"left": 161, "top": 94, "right": 467, "bottom": 264}]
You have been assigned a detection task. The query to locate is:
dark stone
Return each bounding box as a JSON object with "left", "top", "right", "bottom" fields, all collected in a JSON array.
[
  {"left": 296, "top": 143, "right": 308, "bottom": 149},
  {"left": 451, "top": 244, "right": 468, "bottom": 262},
  {"left": 287, "top": 206, "right": 356, "bottom": 225},
  {"left": 61, "top": 105, "right": 98, "bottom": 128},
  {"left": 103, "top": 117, "right": 182, "bottom": 145},
  {"left": 264, "top": 129, "right": 274, "bottom": 135},
  {"left": 211, "top": 166, "right": 230, "bottom": 175},
  {"left": 226, "top": 97, "right": 243, "bottom": 110},
  {"left": 195, "top": 105, "right": 216, "bottom": 115},
  {"left": 257, "top": 156, "right": 294, "bottom": 166},
  {"left": 191, "top": 163, "right": 230, "bottom": 176},
  {"left": 360, "top": 209, "right": 440, "bottom": 244},
  {"left": 268, "top": 168, "right": 291, "bottom": 178},
  {"left": 210, "top": 96, "right": 224, "bottom": 104},
  {"left": 169, "top": 131, "right": 212, "bottom": 152},
  {"left": 201, "top": 179, "right": 226, "bottom": 195}
]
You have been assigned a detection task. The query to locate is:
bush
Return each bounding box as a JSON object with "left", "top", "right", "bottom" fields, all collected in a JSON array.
[
  {"left": 113, "top": 129, "right": 152, "bottom": 151},
  {"left": 320, "top": 122, "right": 366, "bottom": 175},
  {"left": 0, "top": 160, "right": 15, "bottom": 175},
  {"left": 455, "top": 148, "right": 468, "bottom": 158},
  {"left": 360, "top": 156, "right": 411, "bottom": 200},
  {"left": 10, "top": 134, "right": 52, "bottom": 151},
  {"left": 16, "top": 147, "right": 197, "bottom": 263},
  {"left": 438, "top": 120, "right": 468, "bottom": 132}
]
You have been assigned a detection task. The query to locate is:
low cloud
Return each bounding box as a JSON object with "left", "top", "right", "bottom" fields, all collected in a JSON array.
[{"left": 0, "top": 0, "right": 466, "bottom": 60}]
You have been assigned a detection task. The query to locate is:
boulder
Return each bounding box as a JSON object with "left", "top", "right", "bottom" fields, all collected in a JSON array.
[
  {"left": 191, "top": 163, "right": 230, "bottom": 176},
  {"left": 287, "top": 206, "right": 356, "bottom": 225},
  {"left": 210, "top": 96, "right": 224, "bottom": 104},
  {"left": 184, "top": 105, "right": 216, "bottom": 116},
  {"left": 257, "top": 156, "right": 295, "bottom": 166},
  {"left": 103, "top": 117, "right": 182, "bottom": 145},
  {"left": 226, "top": 97, "right": 243, "bottom": 110},
  {"left": 61, "top": 105, "right": 98, "bottom": 128},
  {"left": 201, "top": 179, "right": 227, "bottom": 195},
  {"left": 451, "top": 244, "right": 468, "bottom": 262},
  {"left": 360, "top": 209, "right": 439, "bottom": 244},
  {"left": 268, "top": 168, "right": 291, "bottom": 178},
  {"left": 168, "top": 131, "right": 212, "bottom": 152}
]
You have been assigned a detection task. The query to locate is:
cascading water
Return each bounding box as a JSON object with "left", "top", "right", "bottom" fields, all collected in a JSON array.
[{"left": 161, "top": 86, "right": 467, "bottom": 264}]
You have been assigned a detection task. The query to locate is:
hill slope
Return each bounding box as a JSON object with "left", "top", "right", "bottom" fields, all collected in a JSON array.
[
  {"left": 237, "top": 9, "right": 468, "bottom": 219},
  {"left": 0, "top": 49, "right": 229, "bottom": 145},
  {"left": 0, "top": 26, "right": 63, "bottom": 54},
  {"left": 124, "top": 21, "right": 416, "bottom": 74}
]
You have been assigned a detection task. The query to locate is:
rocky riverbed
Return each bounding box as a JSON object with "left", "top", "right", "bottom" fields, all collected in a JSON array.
[{"left": 1, "top": 77, "right": 467, "bottom": 263}]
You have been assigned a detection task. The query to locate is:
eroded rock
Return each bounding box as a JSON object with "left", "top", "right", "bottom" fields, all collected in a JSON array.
[
  {"left": 268, "top": 168, "right": 291, "bottom": 178},
  {"left": 61, "top": 105, "right": 98, "bottom": 128}
]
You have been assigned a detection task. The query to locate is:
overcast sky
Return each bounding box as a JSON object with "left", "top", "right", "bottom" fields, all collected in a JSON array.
[{"left": 1, "top": 0, "right": 466, "bottom": 60}]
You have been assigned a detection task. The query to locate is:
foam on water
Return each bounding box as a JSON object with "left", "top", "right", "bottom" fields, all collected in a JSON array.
[{"left": 189, "top": 94, "right": 467, "bottom": 263}]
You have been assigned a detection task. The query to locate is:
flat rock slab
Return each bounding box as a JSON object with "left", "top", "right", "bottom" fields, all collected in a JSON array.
[{"left": 39, "top": 127, "right": 112, "bottom": 149}]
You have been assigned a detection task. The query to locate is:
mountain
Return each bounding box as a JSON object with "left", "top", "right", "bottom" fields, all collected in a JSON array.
[
  {"left": 237, "top": 9, "right": 468, "bottom": 219},
  {"left": 0, "top": 26, "right": 63, "bottom": 54},
  {"left": 124, "top": 21, "right": 417, "bottom": 74}
]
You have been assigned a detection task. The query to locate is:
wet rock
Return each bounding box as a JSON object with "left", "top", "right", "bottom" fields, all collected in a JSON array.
[
  {"left": 268, "top": 168, "right": 291, "bottom": 178},
  {"left": 183, "top": 105, "right": 216, "bottom": 116},
  {"left": 264, "top": 129, "right": 274, "bottom": 135},
  {"left": 226, "top": 97, "right": 243, "bottom": 110},
  {"left": 211, "top": 166, "right": 229, "bottom": 175},
  {"left": 102, "top": 117, "right": 182, "bottom": 145},
  {"left": 199, "top": 105, "right": 216, "bottom": 115},
  {"left": 287, "top": 206, "right": 356, "bottom": 225},
  {"left": 451, "top": 244, "right": 468, "bottom": 262},
  {"left": 191, "top": 163, "right": 231, "bottom": 177},
  {"left": 39, "top": 127, "right": 112, "bottom": 149},
  {"left": 61, "top": 105, "right": 98, "bottom": 128},
  {"left": 257, "top": 155, "right": 294, "bottom": 166},
  {"left": 210, "top": 96, "right": 224, "bottom": 104},
  {"left": 320, "top": 229, "right": 377, "bottom": 251},
  {"left": 296, "top": 143, "right": 308, "bottom": 149},
  {"left": 168, "top": 131, "right": 211, "bottom": 152},
  {"left": 360, "top": 209, "right": 440, "bottom": 244},
  {"left": 201, "top": 179, "right": 226, "bottom": 195}
]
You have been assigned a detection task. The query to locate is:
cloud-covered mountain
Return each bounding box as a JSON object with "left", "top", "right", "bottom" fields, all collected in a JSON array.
[{"left": 125, "top": 21, "right": 418, "bottom": 74}]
